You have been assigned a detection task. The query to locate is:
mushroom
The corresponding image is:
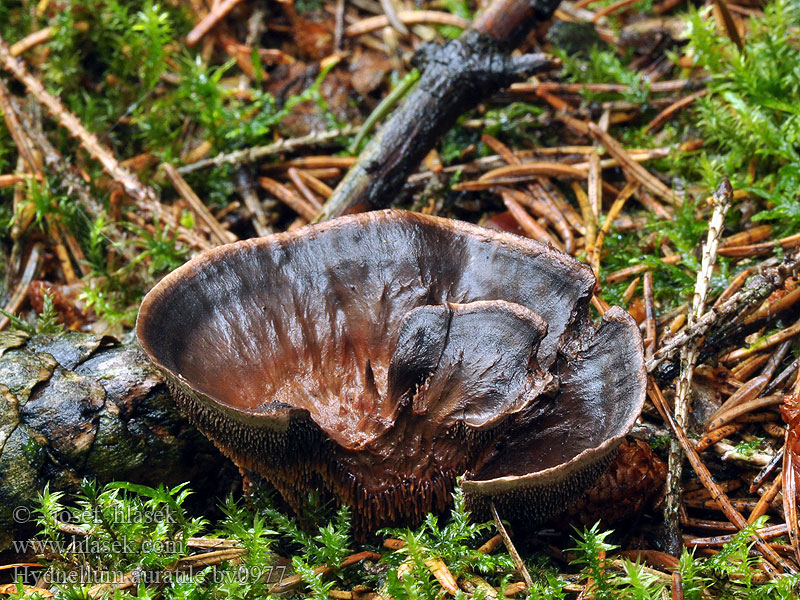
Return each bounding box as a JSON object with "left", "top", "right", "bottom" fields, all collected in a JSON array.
[{"left": 136, "top": 209, "right": 646, "bottom": 533}]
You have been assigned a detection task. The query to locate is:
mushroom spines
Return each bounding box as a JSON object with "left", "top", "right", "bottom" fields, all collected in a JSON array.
[{"left": 463, "top": 449, "right": 617, "bottom": 524}]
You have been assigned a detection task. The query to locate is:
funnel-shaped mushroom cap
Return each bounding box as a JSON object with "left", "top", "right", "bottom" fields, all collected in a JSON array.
[
  {"left": 461, "top": 307, "right": 646, "bottom": 519},
  {"left": 136, "top": 210, "right": 646, "bottom": 532}
]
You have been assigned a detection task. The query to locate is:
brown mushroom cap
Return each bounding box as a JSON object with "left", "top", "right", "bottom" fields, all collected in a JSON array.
[{"left": 136, "top": 209, "right": 645, "bottom": 532}]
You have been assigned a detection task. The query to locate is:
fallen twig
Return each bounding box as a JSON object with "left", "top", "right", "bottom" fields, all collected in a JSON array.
[
  {"left": 176, "top": 126, "right": 360, "bottom": 175},
  {"left": 344, "top": 10, "right": 469, "bottom": 37},
  {"left": 646, "top": 252, "right": 800, "bottom": 373},
  {"left": 664, "top": 180, "right": 732, "bottom": 554}
]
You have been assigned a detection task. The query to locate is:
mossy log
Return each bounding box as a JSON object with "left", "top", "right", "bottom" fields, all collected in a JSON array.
[{"left": 0, "top": 330, "right": 238, "bottom": 551}]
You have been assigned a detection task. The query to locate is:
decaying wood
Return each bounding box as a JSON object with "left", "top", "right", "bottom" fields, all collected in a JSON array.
[
  {"left": 0, "top": 330, "right": 238, "bottom": 552},
  {"left": 315, "top": 0, "right": 563, "bottom": 221}
]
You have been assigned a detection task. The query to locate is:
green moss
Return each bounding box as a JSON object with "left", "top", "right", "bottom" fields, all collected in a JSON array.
[{"left": 11, "top": 481, "right": 800, "bottom": 600}]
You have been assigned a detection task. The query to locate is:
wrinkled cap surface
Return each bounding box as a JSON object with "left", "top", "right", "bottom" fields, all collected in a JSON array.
[{"left": 136, "top": 209, "right": 646, "bottom": 532}]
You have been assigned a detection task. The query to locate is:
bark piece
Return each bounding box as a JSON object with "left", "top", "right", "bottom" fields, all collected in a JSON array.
[{"left": 0, "top": 331, "right": 237, "bottom": 551}]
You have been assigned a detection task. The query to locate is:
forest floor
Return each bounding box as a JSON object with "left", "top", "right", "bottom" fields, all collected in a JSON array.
[{"left": 2, "top": 0, "right": 800, "bottom": 597}]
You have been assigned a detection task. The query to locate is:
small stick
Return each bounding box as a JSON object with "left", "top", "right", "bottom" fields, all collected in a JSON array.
[
  {"left": 683, "top": 479, "right": 741, "bottom": 501},
  {"left": 592, "top": 181, "right": 637, "bottom": 274},
  {"left": 643, "top": 272, "right": 657, "bottom": 360},
  {"left": 259, "top": 176, "right": 318, "bottom": 221},
  {"left": 530, "top": 183, "right": 575, "bottom": 253},
  {"left": 515, "top": 187, "right": 575, "bottom": 253},
  {"left": 501, "top": 191, "right": 560, "bottom": 248},
  {"left": 0, "top": 77, "right": 39, "bottom": 173},
  {"left": 187, "top": 0, "right": 247, "bottom": 46},
  {"left": 541, "top": 178, "right": 584, "bottom": 234},
  {"left": 300, "top": 168, "right": 342, "bottom": 181},
  {"left": 712, "top": 0, "right": 744, "bottom": 50},
  {"left": 491, "top": 503, "right": 533, "bottom": 588},
  {"left": 344, "top": 11, "right": 470, "bottom": 37},
  {"left": 378, "top": 0, "right": 409, "bottom": 34},
  {"left": 709, "top": 341, "right": 791, "bottom": 424},
  {"left": 479, "top": 162, "right": 588, "bottom": 182},
  {"left": 645, "top": 90, "right": 708, "bottom": 134},
  {"left": 672, "top": 571, "right": 683, "bottom": 600},
  {"left": 477, "top": 534, "right": 504, "bottom": 554},
  {"left": 783, "top": 426, "right": 800, "bottom": 565},
  {"left": 731, "top": 353, "right": 771, "bottom": 380},
  {"left": 721, "top": 225, "right": 773, "bottom": 247},
  {"left": 719, "top": 314, "right": 800, "bottom": 363},
  {"left": 0, "top": 242, "right": 44, "bottom": 331},
  {"left": 572, "top": 181, "right": 596, "bottom": 255},
  {"left": 745, "top": 287, "right": 800, "bottom": 324},
  {"left": 695, "top": 424, "right": 744, "bottom": 453},
  {"left": 622, "top": 277, "right": 640, "bottom": 305},
  {"left": 646, "top": 253, "right": 800, "bottom": 372},
  {"left": 508, "top": 79, "right": 709, "bottom": 95},
  {"left": 0, "top": 173, "right": 26, "bottom": 187},
  {"left": 288, "top": 167, "right": 323, "bottom": 210},
  {"left": 748, "top": 472, "right": 783, "bottom": 524},
  {"left": 684, "top": 524, "right": 788, "bottom": 547},
  {"left": 268, "top": 551, "right": 381, "bottom": 594},
  {"left": 706, "top": 395, "right": 784, "bottom": 431},
  {"left": 668, "top": 313, "right": 687, "bottom": 333},
  {"left": 383, "top": 538, "right": 405, "bottom": 550},
  {"left": 163, "top": 163, "right": 236, "bottom": 246},
  {"left": 665, "top": 181, "right": 732, "bottom": 552},
  {"left": 591, "top": 294, "right": 610, "bottom": 315},
  {"left": 46, "top": 216, "right": 78, "bottom": 284},
  {"left": 587, "top": 122, "right": 676, "bottom": 204},
  {"left": 296, "top": 169, "right": 334, "bottom": 199},
  {"left": 502, "top": 581, "right": 526, "bottom": 596},
  {"left": 262, "top": 156, "right": 357, "bottom": 171},
  {"left": 9, "top": 26, "right": 55, "bottom": 56},
  {"left": 235, "top": 168, "right": 271, "bottom": 237},
  {"left": 480, "top": 135, "right": 575, "bottom": 253},
  {"left": 570, "top": 149, "right": 677, "bottom": 172},
  {"left": 177, "top": 126, "right": 360, "bottom": 174},
  {"left": 681, "top": 517, "right": 739, "bottom": 532},
  {"left": 763, "top": 421, "right": 787, "bottom": 438},
  {"left": 785, "top": 371, "right": 800, "bottom": 564},
  {"left": 636, "top": 188, "right": 673, "bottom": 219},
  {"left": 334, "top": 0, "right": 345, "bottom": 51},
  {"left": 768, "top": 359, "right": 799, "bottom": 394},
  {"left": 587, "top": 149, "right": 602, "bottom": 219},
  {"left": 606, "top": 255, "right": 681, "bottom": 284},
  {"left": 717, "top": 232, "right": 800, "bottom": 257},
  {"left": 425, "top": 557, "right": 458, "bottom": 595}
]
